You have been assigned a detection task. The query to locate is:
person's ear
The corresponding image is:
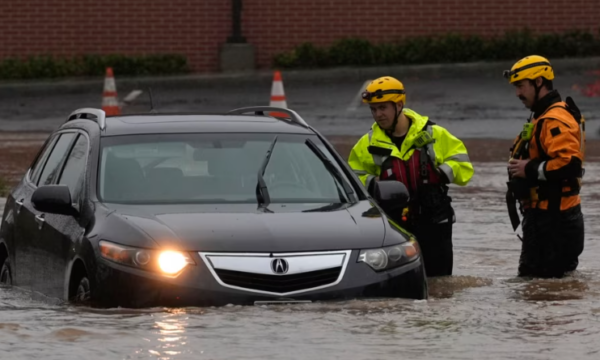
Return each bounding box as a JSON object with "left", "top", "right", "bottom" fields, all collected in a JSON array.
[
  {"left": 536, "top": 77, "right": 544, "bottom": 88},
  {"left": 396, "top": 102, "right": 404, "bottom": 112}
]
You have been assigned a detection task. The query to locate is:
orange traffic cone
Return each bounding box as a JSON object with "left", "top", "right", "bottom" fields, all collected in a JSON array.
[
  {"left": 269, "top": 70, "right": 288, "bottom": 118},
  {"left": 102, "top": 67, "right": 121, "bottom": 115}
]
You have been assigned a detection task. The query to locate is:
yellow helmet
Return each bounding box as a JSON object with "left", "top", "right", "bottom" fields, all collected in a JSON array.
[
  {"left": 361, "top": 76, "right": 406, "bottom": 104},
  {"left": 503, "top": 55, "right": 554, "bottom": 84}
]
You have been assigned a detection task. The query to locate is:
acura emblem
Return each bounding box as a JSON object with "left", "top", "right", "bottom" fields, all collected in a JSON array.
[{"left": 271, "top": 258, "right": 289, "bottom": 274}]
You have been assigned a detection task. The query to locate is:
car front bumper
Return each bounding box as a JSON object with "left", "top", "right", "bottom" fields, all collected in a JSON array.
[{"left": 93, "top": 250, "right": 427, "bottom": 308}]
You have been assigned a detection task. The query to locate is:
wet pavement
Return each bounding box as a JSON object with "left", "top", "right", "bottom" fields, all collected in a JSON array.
[
  {"left": 1, "top": 162, "right": 600, "bottom": 359},
  {"left": 1, "top": 71, "right": 600, "bottom": 139}
]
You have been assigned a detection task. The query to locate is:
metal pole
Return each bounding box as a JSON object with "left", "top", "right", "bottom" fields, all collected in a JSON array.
[{"left": 228, "top": 0, "right": 246, "bottom": 43}]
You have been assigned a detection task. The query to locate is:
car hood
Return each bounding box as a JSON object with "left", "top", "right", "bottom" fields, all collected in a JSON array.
[{"left": 106, "top": 201, "right": 387, "bottom": 252}]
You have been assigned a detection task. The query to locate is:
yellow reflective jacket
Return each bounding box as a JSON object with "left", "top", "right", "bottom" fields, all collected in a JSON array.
[{"left": 348, "top": 108, "right": 474, "bottom": 191}]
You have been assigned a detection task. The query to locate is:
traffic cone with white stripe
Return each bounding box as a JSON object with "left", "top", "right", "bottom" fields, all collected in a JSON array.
[
  {"left": 102, "top": 67, "right": 121, "bottom": 115},
  {"left": 269, "top": 70, "right": 288, "bottom": 118}
]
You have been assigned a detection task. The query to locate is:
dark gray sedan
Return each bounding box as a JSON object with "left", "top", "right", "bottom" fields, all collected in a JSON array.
[{"left": 0, "top": 106, "right": 427, "bottom": 307}]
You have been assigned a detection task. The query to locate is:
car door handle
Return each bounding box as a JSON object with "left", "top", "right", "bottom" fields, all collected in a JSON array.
[
  {"left": 35, "top": 214, "right": 45, "bottom": 228},
  {"left": 15, "top": 198, "right": 24, "bottom": 214}
]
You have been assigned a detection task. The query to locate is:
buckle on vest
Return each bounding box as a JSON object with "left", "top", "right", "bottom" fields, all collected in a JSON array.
[
  {"left": 414, "top": 131, "right": 434, "bottom": 148},
  {"left": 521, "top": 123, "right": 534, "bottom": 141}
]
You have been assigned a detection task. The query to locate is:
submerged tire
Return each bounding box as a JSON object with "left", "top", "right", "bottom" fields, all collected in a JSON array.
[
  {"left": 0, "top": 258, "right": 12, "bottom": 286},
  {"left": 71, "top": 274, "right": 92, "bottom": 305}
]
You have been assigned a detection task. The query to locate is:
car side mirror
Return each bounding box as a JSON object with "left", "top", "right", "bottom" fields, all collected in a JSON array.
[
  {"left": 373, "top": 180, "right": 410, "bottom": 214},
  {"left": 32, "top": 185, "right": 77, "bottom": 216}
]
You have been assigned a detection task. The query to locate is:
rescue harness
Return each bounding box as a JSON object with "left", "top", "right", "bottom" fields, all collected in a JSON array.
[{"left": 367, "top": 121, "right": 454, "bottom": 228}]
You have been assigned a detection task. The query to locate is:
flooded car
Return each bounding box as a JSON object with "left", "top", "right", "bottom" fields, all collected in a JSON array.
[{"left": 0, "top": 106, "right": 427, "bottom": 308}]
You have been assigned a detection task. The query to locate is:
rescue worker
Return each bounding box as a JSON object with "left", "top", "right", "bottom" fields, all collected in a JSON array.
[
  {"left": 348, "top": 76, "right": 474, "bottom": 277},
  {"left": 504, "top": 55, "right": 585, "bottom": 278}
]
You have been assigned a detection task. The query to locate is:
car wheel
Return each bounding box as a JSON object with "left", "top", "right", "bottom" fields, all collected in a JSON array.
[
  {"left": 0, "top": 258, "right": 12, "bottom": 286},
  {"left": 72, "top": 275, "right": 91, "bottom": 305}
]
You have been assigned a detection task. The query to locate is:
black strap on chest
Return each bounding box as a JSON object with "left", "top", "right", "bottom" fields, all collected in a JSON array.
[
  {"left": 420, "top": 145, "right": 429, "bottom": 182},
  {"left": 417, "top": 121, "right": 437, "bottom": 182}
]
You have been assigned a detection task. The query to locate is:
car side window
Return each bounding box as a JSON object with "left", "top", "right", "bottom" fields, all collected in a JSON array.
[
  {"left": 37, "top": 133, "right": 76, "bottom": 187},
  {"left": 29, "top": 135, "right": 59, "bottom": 185},
  {"left": 57, "top": 134, "right": 89, "bottom": 201}
]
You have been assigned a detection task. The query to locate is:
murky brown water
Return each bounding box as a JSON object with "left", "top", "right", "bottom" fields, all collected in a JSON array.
[{"left": 2, "top": 161, "right": 600, "bottom": 360}]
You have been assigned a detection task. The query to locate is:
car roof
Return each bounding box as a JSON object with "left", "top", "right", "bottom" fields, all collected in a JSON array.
[{"left": 64, "top": 113, "right": 316, "bottom": 136}]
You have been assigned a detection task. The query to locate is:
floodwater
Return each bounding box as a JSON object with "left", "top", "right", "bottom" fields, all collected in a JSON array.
[{"left": 2, "top": 162, "right": 600, "bottom": 360}]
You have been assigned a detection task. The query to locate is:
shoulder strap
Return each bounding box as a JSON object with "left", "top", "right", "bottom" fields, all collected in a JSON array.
[
  {"left": 564, "top": 96, "right": 582, "bottom": 125},
  {"left": 419, "top": 123, "right": 437, "bottom": 180},
  {"left": 534, "top": 118, "right": 549, "bottom": 161}
]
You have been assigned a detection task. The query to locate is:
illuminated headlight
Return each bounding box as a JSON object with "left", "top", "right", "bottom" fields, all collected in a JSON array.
[
  {"left": 358, "top": 240, "right": 420, "bottom": 271},
  {"left": 158, "top": 251, "right": 191, "bottom": 275},
  {"left": 99, "top": 240, "right": 195, "bottom": 276}
]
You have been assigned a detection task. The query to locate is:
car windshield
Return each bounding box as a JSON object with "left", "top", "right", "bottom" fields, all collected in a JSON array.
[{"left": 98, "top": 133, "right": 354, "bottom": 205}]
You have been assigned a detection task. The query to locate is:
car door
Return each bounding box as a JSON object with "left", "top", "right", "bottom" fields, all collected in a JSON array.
[
  {"left": 35, "top": 133, "right": 89, "bottom": 299},
  {"left": 13, "top": 132, "right": 76, "bottom": 291},
  {"left": 8, "top": 133, "right": 57, "bottom": 288}
]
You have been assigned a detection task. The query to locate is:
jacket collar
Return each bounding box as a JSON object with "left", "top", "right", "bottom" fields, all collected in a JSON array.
[
  {"left": 532, "top": 90, "right": 562, "bottom": 119},
  {"left": 370, "top": 108, "right": 431, "bottom": 157}
]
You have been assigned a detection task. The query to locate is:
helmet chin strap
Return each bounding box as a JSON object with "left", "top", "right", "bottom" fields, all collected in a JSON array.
[
  {"left": 530, "top": 79, "right": 542, "bottom": 114},
  {"left": 387, "top": 102, "right": 403, "bottom": 133}
]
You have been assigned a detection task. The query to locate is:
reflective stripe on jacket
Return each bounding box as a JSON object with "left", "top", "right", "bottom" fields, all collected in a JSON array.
[{"left": 348, "top": 108, "right": 474, "bottom": 191}]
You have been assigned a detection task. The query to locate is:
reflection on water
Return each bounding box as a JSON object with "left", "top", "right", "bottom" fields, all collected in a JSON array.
[
  {"left": 513, "top": 277, "right": 590, "bottom": 302},
  {"left": 1, "top": 162, "right": 600, "bottom": 359},
  {"left": 50, "top": 328, "right": 102, "bottom": 342},
  {"left": 153, "top": 315, "right": 188, "bottom": 359},
  {"left": 428, "top": 275, "right": 494, "bottom": 299}
]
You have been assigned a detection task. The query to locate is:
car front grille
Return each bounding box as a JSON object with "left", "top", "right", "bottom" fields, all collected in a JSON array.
[{"left": 214, "top": 266, "right": 342, "bottom": 293}]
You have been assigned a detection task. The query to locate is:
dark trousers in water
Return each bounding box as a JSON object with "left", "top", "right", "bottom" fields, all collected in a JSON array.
[
  {"left": 412, "top": 221, "right": 453, "bottom": 277},
  {"left": 519, "top": 205, "right": 584, "bottom": 278}
]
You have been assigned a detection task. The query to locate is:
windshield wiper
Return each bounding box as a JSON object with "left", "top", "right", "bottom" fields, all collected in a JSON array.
[
  {"left": 304, "top": 139, "right": 355, "bottom": 202},
  {"left": 302, "top": 202, "right": 349, "bottom": 213},
  {"left": 256, "top": 135, "right": 278, "bottom": 213}
]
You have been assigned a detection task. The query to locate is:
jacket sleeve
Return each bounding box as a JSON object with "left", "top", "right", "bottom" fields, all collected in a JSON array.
[
  {"left": 525, "top": 117, "right": 583, "bottom": 182},
  {"left": 432, "top": 126, "right": 474, "bottom": 186},
  {"left": 347, "top": 134, "right": 379, "bottom": 191}
]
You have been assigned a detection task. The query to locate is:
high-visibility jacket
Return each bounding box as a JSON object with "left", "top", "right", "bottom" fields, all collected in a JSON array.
[
  {"left": 348, "top": 108, "right": 474, "bottom": 193},
  {"left": 509, "top": 91, "right": 585, "bottom": 212}
]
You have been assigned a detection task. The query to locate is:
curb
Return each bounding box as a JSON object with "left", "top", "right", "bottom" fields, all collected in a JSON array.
[{"left": 1, "top": 57, "right": 600, "bottom": 97}]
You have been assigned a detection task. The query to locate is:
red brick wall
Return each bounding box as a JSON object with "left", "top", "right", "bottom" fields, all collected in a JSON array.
[
  {"left": 1, "top": 0, "right": 599, "bottom": 73},
  {"left": 0, "top": 0, "right": 231, "bottom": 73}
]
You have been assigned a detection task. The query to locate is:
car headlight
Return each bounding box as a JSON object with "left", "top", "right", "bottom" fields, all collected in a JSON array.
[
  {"left": 358, "top": 240, "right": 420, "bottom": 271},
  {"left": 99, "top": 240, "right": 195, "bottom": 276}
]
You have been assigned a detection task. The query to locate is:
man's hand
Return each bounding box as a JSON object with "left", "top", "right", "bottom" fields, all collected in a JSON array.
[{"left": 508, "top": 159, "right": 530, "bottom": 178}]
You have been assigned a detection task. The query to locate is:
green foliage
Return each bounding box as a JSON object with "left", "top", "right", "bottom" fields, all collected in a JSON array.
[
  {"left": 0, "top": 54, "right": 191, "bottom": 80},
  {"left": 0, "top": 177, "right": 9, "bottom": 197},
  {"left": 273, "top": 29, "right": 600, "bottom": 69}
]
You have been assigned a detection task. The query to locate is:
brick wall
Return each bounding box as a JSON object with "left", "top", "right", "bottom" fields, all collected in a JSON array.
[
  {"left": 1, "top": 0, "right": 598, "bottom": 73},
  {"left": 0, "top": 0, "right": 231, "bottom": 73}
]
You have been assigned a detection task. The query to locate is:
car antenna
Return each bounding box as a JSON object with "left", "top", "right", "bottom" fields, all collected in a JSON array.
[{"left": 148, "top": 87, "right": 158, "bottom": 113}]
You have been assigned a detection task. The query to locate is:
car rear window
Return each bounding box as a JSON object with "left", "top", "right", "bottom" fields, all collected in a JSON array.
[{"left": 98, "top": 133, "right": 352, "bottom": 205}]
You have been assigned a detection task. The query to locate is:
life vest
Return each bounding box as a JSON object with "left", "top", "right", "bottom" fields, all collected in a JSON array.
[
  {"left": 372, "top": 132, "right": 450, "bottom": 226},
  {"left": 379, "top": 148, "right": 444, "bottom": 194}
]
